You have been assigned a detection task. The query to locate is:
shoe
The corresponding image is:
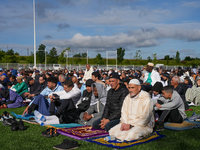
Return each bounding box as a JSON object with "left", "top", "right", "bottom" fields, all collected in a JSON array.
[
  {"left": 18, "top": 119, "right": 26, "bottom": 130},
  {"left": 53, "top": 139, "right": 78, "bottom": 150},
  {"left": 11, "top": 121, "right": 18, "bottom": 131},
  {"left": 154, "top": 123, "right": 165, "bottom": 131},
  {"left": 42, "top": 128, "right": 54, "bottom": 138},
  {"left": 188, "top": 102, "right": 195, "bottom": 106},
  {"left": 53, "top": 128, "right": 59, "bottom": 137},
  {"left": 2, "top": 117, "right": 16, "bottom": 126}
]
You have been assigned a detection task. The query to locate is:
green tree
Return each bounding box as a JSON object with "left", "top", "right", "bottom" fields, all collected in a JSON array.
[
  {"left": 152, "top": 53, "right": 157, "bottom": 64},
  {"left": 6, "top": 49, "right": 14, "bottom": 55},
  {"left": 184, "top": 56, "right": 192, "bottom": 61},
  {"left": 94, "top": 53, "right": 103, "bottom": 64},
  {"left": 58, "top": 47, "right": 71, "bottom": 64},
  {"left": 37, "top": 44, "right": 46, "bottom": 63},
  {"left": 73, "top": 53, "right": 81, "bottom": 57},
  {"left": 134, "top": 50, "right": 142, "bottom": 60},
  {"left": 147, "top": 56, "right": 152, "bottom": 62},
  {"left": 47, "top": 47, "right": 58, "bottom": 64},
  {"left": 26, "top": 52, "right": 34, "bottom": 63},
  {"left": 2, "top": 49, "right": 18, "bottom": 63},
  {"left": 175, "top": 51, "right": 180, "bottom": 64},
  {"left": 0, "top": 49, "right": 6, "bottom": 62},
  {"left": 81, "top": 53, "right": 87, "bottom": 58},
  {"left": 117, "top": 47, "right": 125, "bottom": 64}
]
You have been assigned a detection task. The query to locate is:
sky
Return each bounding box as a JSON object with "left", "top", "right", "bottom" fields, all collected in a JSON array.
[{"left": 0, "top": 0, "right": 200, "bottom": 60}]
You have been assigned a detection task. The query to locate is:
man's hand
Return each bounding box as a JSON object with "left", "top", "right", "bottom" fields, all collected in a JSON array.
[
  {"left": 24, "top": 92, "right": 30, "bottom": 97},
  {"left": 49, "top": 95, "right": 55, "bottom": 102},
  {"left": 143, "top": 82, "right": 150, "bottom": 85},
  {"left": 155, "top": 103, "right": 162, "bottom": 109},
  {"left": 22, "top": 106, "right": 30, "bottom": 116},
  {"left": 197, "top": 80, "right": 200, "bottom": 86},
  {"left": 120, "top": 123, "right": 132, "bottom": 131},
  {"left": 83, "top": 112, "right": 92, "bottom": 121},
  {"left": 99, "top": 118, "right": 110, "bottom": 129}
]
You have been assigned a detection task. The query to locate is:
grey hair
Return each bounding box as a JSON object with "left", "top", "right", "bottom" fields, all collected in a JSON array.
[
  {"left": 59, "top": 74, "right": 65, "bottom": 80},
  {"left": 173, "top": 76, "right": 180, "bottom": 83}
]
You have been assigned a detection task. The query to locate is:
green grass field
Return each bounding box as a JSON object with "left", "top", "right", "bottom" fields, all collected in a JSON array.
[{"left": 0, "top": 106, "right": 200, "bottom": 150}]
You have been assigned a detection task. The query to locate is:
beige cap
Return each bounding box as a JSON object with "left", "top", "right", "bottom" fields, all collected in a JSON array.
[
  {"left": 147, "top": 62, "right": 154, "bottom": 67},
  {"left": 16, "top": 76, "right": 23, "bottom": 80}
]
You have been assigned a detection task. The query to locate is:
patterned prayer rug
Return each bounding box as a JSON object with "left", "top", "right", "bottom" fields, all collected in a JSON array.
[
  {"left": 57, "top": 125, "right": 109, "bottom": 140},
  {"left": 46, "top": 123, "right": 83, "bottom": 129},
  {"left": 84, "top": 131, "right": 165, "bottom": 149},
  {"left": 164, "top": 120, "right": 200, "bottom": 130}
]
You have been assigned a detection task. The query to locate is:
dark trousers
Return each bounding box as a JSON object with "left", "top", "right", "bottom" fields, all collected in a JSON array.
[
  {"left": 49, "top": 99, "right": 76, "bottom": 117},
  {"left": 92, "top": 117, "right": 120, "bottom": 132},
  {"left": 60, "top": 108, "right": 84, "bottom": 124},
  {"left": 156, "top": 109, "right": 183, "bottom": 124}
]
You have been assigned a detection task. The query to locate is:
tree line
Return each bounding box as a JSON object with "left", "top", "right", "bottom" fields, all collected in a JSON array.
[{"left": 0, "top": 44, "right": 200, "bottom": 66}]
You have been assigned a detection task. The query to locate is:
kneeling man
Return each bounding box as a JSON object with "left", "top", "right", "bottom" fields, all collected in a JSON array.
[{"left": 109, "top": 79, "right": 154, "bottom": 141}]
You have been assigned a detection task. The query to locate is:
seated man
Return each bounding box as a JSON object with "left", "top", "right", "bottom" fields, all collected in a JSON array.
[
  {"left": 9, "top": 75, "right": 17, "bottom": 86},
  {"left": 171, "top": 76, "right": 189, "bottom": 110},
  {"left": 58, "top": 74, "right": 67, "bottom": 87},
  {"left": 48, "top": 80, "right": 81, "bottom": 117},
  {"left": 22, "top": 77, "right": 63, "bottom": 116},
  {"left": 109, "top": 79, "right": 154, "bottom": 141},
  {"left": 79, "top": 83, "right": 107, "bottom": 125},
  {"left": 59, "top": 79, "right": 94, "bottom": 124},
  {"left": 154, "top": 85, "right": 187, "bottom": 126},
  {"left": 24, "top": 77, "right": 40, "bottom": 99},
  {"left": 92, "top": 72, "right": 129, "bottom": 132},
  {"left": 142, "top": 62, "right": 161, "bottom": 92},
  {"left": 0, "top": 87, "right": 23, "bottom": 109},
  {"left": 92, "top": 72, "right": 106, "bottom": 88},
  {"left": 151, "top": 82, "right": 163, "bottom": 100},
  {"left": 12, "top": 76, "right": 28, "bottom": 99}
]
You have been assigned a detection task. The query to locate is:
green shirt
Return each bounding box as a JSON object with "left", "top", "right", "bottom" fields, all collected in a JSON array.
[
  {"left": 13, "top": 82, "right": 28, "bottom": 96},
  {"left": 146, "top": 72, "right": 152, "bottom": 85}
]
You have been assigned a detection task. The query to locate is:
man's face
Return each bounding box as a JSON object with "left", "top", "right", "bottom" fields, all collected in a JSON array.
[
  {"left": 171, "top": 77, "right": 177, "bottom": 86},
  {"left": 86, "top": 86, "right": 92, "bottom": 93},
  {"left": 93, "top": 87, "right": 98, "bottom": 97},
  {"left": 153, "top": 91, "right": 159, "bottom": 96},
  {"left": 9, "top": 77, "right": 14, "bottom": 82},
  {"left": 105, "top": 80, "right": 109, "bottom": 85},
  {"left": 17, "top": 79, "right": 22, "bottom": 83},
  {"left": 64, "top": 85, "right": 72, "bottom": 93},
  {"left": 162, "top": 90, "right": 171, "bottom": 99},
  {"left": 128, "top": 84, "right": 140, "bottom": 97},
  {"left": 39, "top": 77, "right": 45, "bottom": 84},
  {"left": 0, "top": 76, "right": 4, "bottom": 81},
  {"left": 59, "top": 76, "right": 65, "bottom": 82},
  {"left": 29, "top": 79, "right": 34, "bottom": 85},
  {"left": 92, "top": 75, "right": 97, "bottom": 82},
  {"left": 146, "top": 65, "right": 152, "bottom": 72},
  {"left": 47, "top": 82, "right": 55, "bottom": 90},
  {"left": 86, "top": 65, "right": 90, "bottom": 71},
  {"left": 109, "top": 78, "right": 119, "bottom": 90},
  {"left": 121, "top": 73, "right": 125, "bottom": 78}
]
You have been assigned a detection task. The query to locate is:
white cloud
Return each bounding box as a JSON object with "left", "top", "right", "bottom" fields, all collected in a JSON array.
[{"left": 182, "top": 2, "right": 200, "bottom": 8}]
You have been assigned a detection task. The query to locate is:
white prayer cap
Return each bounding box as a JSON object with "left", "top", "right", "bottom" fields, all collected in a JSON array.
[
  {"left": 129, "top": 79, "right": 140, "bottom": 85},
  {"left": 147, "top": 62, "right": 154, "bottom": 67}
]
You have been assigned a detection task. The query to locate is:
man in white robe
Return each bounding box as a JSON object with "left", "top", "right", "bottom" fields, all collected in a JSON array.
[{"left": 109, "top": 79, "right": 154, "bottom": 141}]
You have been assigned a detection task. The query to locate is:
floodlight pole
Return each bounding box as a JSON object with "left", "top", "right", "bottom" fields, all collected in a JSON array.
[
  {"left": 33, "top": 0, "right": 36, "bottom": 67},
  {"left": 116, "top": 50, "right": 117, "bottom": 71},
  {"left": 87, "top": 50, "right": 88, "bottom": 64},
  {"left": 106, "top": 51, "right": 108, "bottom": 70},
  {"left": 66, "top": 50, "right": 68, "bottom": 68},
  {"left": 45, "top": 49, "right": 46, "bottom": 71}
]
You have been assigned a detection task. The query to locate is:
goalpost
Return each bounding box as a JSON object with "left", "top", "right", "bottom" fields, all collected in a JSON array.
[{"left": 106, "top": 51, "right": 117, "bottom": 71}]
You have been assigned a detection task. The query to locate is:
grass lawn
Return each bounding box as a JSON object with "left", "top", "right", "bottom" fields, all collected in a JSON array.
[{"left": 0, "top": 106, "right": 200, "bottom": 150}]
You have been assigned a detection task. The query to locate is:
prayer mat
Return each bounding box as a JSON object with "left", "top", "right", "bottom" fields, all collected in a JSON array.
[
  {"left": 11, "top": 111, "right": 35, "bottom": 120},
  {"left": 46, "top": 123, "right": 83, "bottom": 129},
  {"left": 164, "top": 120, "right": 200, "bottom": 131},
  {"left": 84, "top": 131, "right": 165, "bottom": 149},
  {"left": 57, "top": 125, "right": 109, "bottom": 140},
  {"left": 22, "top": 119, "right": 38, "bottom": 125}
]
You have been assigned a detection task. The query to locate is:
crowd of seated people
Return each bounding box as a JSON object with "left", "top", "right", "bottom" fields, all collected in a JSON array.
[{"left": 0, "top": 63, "right": 200, "bottom": 141}]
